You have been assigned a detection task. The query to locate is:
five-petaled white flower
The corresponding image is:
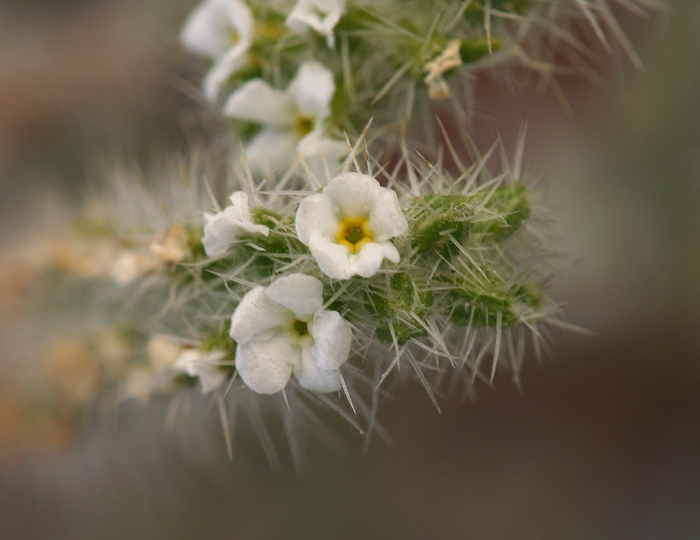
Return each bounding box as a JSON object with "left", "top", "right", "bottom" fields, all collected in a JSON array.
[
  {"left": 230, "top": 273, "right": 352, "bottom": 394},
  {"left": 223, "top": 61, "right": 348, "bottom": 177},
  {"left": 180, "top": 0, "right": 254, "bottom": 102},
  {"left": 296, "top": 172, "right": 408, "bottom": 279},
  {"left": 202, "top": 191, "right": 270, "bottom": 258},
  {"left": 285, "top": 0, "right": 346, "bottom": 48}
]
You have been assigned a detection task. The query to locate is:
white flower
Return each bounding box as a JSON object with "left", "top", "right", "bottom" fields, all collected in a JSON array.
[
  {"left": 202, "top": 191, "right": 270, "bottom": 258},
  {"left": 230, "top": 273, "right": 352, "bottom": 394},
  {"left": 180, "top": 0, "right": 254, "bottom": 102},
  {"left": 296, "top": 172, "right": 408, "bottom": 279},
  {"left": 174, "top": 349, "right": 228, "bottom": 394},
  {"left": 223, "top": 61, "right": 348, "bottom": 176},
  {"left": 285, "top": 0, "right": 346, "bottom": 48}
]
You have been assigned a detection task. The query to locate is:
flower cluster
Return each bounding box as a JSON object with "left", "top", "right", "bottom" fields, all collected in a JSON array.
[
  {"left": 0, "top": 0, "right": 665, "bottom": 460},
  {"left": 179, "top": 0, "right": 661, "bottom": 179}
]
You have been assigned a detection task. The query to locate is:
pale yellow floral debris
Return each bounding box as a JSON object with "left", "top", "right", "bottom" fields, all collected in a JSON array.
[
  {"left": 423, "top": 39, "right": 462, "bottom": 100},
  {"left": 150, "top": 224, "right": 190, "bottom": 264}
]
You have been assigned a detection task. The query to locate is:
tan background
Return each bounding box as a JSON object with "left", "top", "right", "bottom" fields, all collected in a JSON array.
[{"left": 0, "top": 1, "right": 699, "bottom": 538}]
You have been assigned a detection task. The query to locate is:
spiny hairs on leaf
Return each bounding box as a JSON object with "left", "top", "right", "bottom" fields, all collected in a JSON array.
[{"left": 1, "top": 123, "right": 573, "bottom": 463}]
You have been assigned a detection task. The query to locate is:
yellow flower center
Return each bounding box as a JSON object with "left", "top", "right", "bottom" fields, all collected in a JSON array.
[
  {"left": 294, "top": 114, "right": 316, "bottom": 138},
  {"left": 253, "top": 20, "right": 286, "bottom": 41},
  {"left": 335, "top": 216, "right": 373, "bottom": 254},
  {"left": 229, "top": 29, "right": 240, "bottom": 46}
]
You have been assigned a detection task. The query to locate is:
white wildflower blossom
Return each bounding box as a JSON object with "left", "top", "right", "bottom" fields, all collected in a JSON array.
[
  {"left": 296, "top": 172, "right": 408, "bottom": 279},
  {"left": 180, "top": 0, "right": 254, "bottom": 102},
  {"left": 174, "top": 349, "right": 228, "bottom": 394},
  {"left": 285, "top": 0, "right": 346, "bottom": 48},
  {"left": 230, "top": 273, "right": 352, "bottom": 394},
  {"left": 202, "top": 191, "right": 270, "bottom": 258},
  {"left": 223, "top": 61, "right": 348, "bottom": 176}
]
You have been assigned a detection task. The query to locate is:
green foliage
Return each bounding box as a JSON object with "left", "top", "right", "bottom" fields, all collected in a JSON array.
[
  {"left": 473, "top": 183, "right": 530, "bottom": 242},
  {"left": 366, "top": 273, "right": 433, "bottom": 343},
  {"left": 410, "top": 195, "right": 473, "bottom": 256}
]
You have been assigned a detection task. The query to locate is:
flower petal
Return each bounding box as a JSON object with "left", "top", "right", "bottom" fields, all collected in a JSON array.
[
  {"left": 308, "top": 230, "right": 354, "bottom": 279},
  {"left": 236, "top": 334, "right": 300, "bottom": 394},
  {"left": 223, "top": 80, "right": 296, "bottom": 126},
  {"left": 350, "top": 242, "right": 386, "bottom": 277},
  {"left": 230, "top": 287, "right": 293, "bottom": 343},
  {"left": 202, "top": 191, "right": 269, "bottom": 258},
  {"left": 322, "top": 172, "right": 380, "bottom": 217},
  {"left": 202, "top": 42, "right": 251, "bottom": 102},
  {"left": 309, "top": 309, "right": 352, "bottom": 370},
  {"left": 180, "top": 0, "right": 232, "bottom": 58},
  {"left": 202, "top": 212, "right": 236, "bottom": 257},
  {"left": 175, "top": 349, "right": 227, "bottom": 394},
  {"left": 295, "top": 193, "right": 339, "bottom": 246},
  {"left": 242, "top": 128, "right": 299, "bottom": 175},
  {"left": 265, "top": 273, "right": 323, "bottom": 320},
  {"left": 223, "top": 192, "right": 270, "bottom": 235},
  {"left": 181, "top": 0, "right": 253, "bottom": 54},
  {"left": 288, "top": 61, "right": 335, "bottom": 120},
  {"left": 297, "top": 130, "right": 349, "bottom": 182},
  {"left": 221, "top": 0, "right": 254, "bottom": 42},
  {"left": 368, "top": 186, "right": 408, "bottom": 241},
  {"left": 285, "top": 0, "right": 346, "bottom": 48},
  {"left": 294, "top": 342, "right": 341, "bottom": 392},
  {"left": 380, "top": 241, "right": 400, "bottom": 263}
]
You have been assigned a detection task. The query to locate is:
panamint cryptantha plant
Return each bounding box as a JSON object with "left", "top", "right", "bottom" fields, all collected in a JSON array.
[{"left": 0, "top": 0, "right": 664, "bottom": 464}]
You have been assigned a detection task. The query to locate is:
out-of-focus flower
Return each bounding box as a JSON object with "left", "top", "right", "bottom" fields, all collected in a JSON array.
[
  {"left": 110, "top": 250, "right": 162, "bottom": 286},
  {"left": 180, "top": 0, "right": 254, "bottom": 101},
  {"left": 150, "top": 224, "right": 190, "bottom": 264},
  {"left": 202, "top": 191, "right": 270, "bottom": 258},
  {"left": 285, "top": 0, "right": 346, "bottom": 48},
  {"left": 223, "top": 61, "right": 347, "bottom": 176},
  {"left": 296, "top": 172, "right": 408, "bottom": 279},
  {"left": 230, "top": 273, "right": 352, "bottom": 394},
  {"left": 174, "top": 349, "right": 228, "bottom": 394}
]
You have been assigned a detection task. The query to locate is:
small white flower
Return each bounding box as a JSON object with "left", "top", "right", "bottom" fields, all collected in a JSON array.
[
  {"left": 174, "top": 349, "right": 228, "bottom": 394},
  {"left": 230, "top": 273, "right": 352, "bottom": 394},
  {"left": 180, "top": 0, "right": 254, "bottom": 101},
  {"left": 202, "top": 191, "right": 270, "bottom": 258},
  {"left": 296, "top": 172, "right": 408, "bottom": 279},
  {"left": 223, "top": 61, "right": 348, "bottom": 176},
  {"left": 285, "top": 0, "right": 346, "bottom": 48}
]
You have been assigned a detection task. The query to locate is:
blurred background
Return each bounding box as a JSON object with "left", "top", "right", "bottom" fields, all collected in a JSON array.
[{"left": 0, "top": 0, "right": 699, "bottom": 538}]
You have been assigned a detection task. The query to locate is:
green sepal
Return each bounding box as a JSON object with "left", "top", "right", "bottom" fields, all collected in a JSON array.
[
  {"left": 460, "top": 38, "right": 501, "bottom": 64},
  {"left": 410, "top": 195, "right": 474, "bottom": 256},
  {"left": 366, "top": 273, "right": 433, "bottom": 344},
  {"left": 473, "top": 183, "right": 530, "bottom": 242},
  {"left": 250, "top": 207, "right": 283, "bottom": 230},
  {"left": 463, "top": 0, "right": 532, "bottom": 25},
  {"left": 446, "top": 268, "right": 543, "bottom": 327}
]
